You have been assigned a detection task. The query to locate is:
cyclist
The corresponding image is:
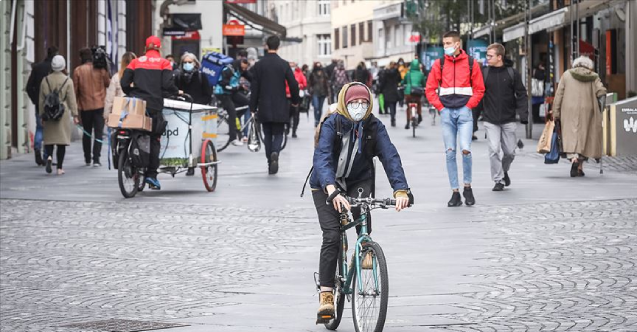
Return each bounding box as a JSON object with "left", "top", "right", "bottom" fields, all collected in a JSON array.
[
  {"left": 402, "top": 59, "right": 426, "bottom": 129},
  {"left": 214, "top": 64, "right": 244, "bottom": 147},
  {"left": 310, "top": 82, "right": 412, "bottom": 322},
  {"left": 121, "top": 35, "right": 180, "bottom": 190}
]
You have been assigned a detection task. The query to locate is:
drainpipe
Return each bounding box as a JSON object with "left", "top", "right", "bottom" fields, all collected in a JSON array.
[{"left": 525, "top": 0, "right": 532, "bottom": 139}]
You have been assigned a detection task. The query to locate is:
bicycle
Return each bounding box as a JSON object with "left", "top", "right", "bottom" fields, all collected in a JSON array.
[
  {"left": 112, "top": 128, "right": 148, "bottom": 198},
  {"left": 316, "top": 188, "right": 404, "bottom": 332},
  {"left": 408, "top": 102, "right": 419, "bottom": 138},
  {"left": 216, "top": 106, "right": 287, "bottom": 152}
]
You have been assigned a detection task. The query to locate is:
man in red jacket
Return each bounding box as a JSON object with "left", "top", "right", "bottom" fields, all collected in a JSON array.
[
  {"left": 425, "top": 31, "right": 485, "bottom": 207},
  {"left": 121, "top": 35, "right": 180, "bottom": 190},
  {"left": 286, "top": 61, "right": 307, "bottom": 138}
]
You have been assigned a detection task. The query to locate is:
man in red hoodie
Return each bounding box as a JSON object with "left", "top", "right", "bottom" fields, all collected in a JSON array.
[
  {"left": 286, "top": 61, "right": 307, "bottom": 138},
  {"left": 425, "top": 31, "right": 485, "bottom": 207},
  {"left": 121, "top": 36, "right": 180, "bottom": 190}
]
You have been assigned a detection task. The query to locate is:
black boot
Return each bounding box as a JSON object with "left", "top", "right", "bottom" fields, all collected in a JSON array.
[
  {"left": 391, "top": 118, "right": 396, "bottom": 127},
  {"left": 418, "top": 114, "right": 423, "bottom": 124},
  {"left": 34, "top": 149, "right": 44, "bottom": 166},
  {"left": 447, "top": 192, "right": 462, "bottom": 207},
  {"left": 463, "top": 187, "right": 476, "bottom": 206}
]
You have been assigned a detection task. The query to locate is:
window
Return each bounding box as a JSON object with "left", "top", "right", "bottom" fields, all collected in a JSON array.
[
  {"left": 385, "top": 26, "right": 391, "bottom": 50},
  {"left": 318, "top": 34, "right": 332, "bottom": 57},
  {"left": 318, "top": 0, "right": 330, "bottom": 16},
  {"left": 334, "top": 28, "right": 340, "bottom": 50},
  {"left": 342, "top": 26, "right": 348, "bottom": 48},
  {"left": 351, "top": 24, "right": 356, "bottom": 47},
  {"left": 378, "top": 28, "right": 384, "bottom": 51},
  {"left": 394, "top": 24, "right": 401, "bottom": 46},
  {"left": 359, "top": 22, "right": 365, "bottom": 43},
  {"left": 367, "top": 21, "right": 373, "bottom": 42}
]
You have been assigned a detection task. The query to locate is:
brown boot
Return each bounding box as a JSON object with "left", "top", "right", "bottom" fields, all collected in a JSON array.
[{"left": 316, "top": 291, "right": 335, "bottom": 324}]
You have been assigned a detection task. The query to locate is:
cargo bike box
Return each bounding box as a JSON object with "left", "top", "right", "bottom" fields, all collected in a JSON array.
[{"left": 107, "top": 96, "right": 152, "bottom": 131}]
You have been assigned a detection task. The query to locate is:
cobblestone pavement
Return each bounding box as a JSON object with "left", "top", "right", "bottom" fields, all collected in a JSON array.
[{"left": 437, "top": 199, "right": 637, "bottom": 332}]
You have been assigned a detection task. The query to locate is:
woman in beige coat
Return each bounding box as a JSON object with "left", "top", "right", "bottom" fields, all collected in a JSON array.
[
  {"left": 104, "top": 52, "right": 137, "bottom": 120},
  {"left": 39, "top": 55, "right": 79, "bottom": 175},
  {"left": 552, "top": 56, "right": 607, "bottom": 177}
]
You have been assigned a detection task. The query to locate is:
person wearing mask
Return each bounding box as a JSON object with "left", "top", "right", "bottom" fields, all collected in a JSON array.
[
  {"left": 379, "top": 62, "right": 401, "bottom": 127},
  {"left": 402, "top": 59, "right": 426, "bottom": 129},
  {"left": 175, "top": 53, "right": 212, "bottom": 106},
  {"left": 215, "top": 64, "right": 244, "bottom": 147},
  {"left": 286, "top": 61, "right": 307, "bottom": 138},
  {"left": 425, "top": 31, "right": 485, "bottom": 207},
  {"left": 309, "top": 62, "right": 329, "bottom": 127},
  {"left": 324, "top": 59, "right": 338, "bottom": 104},
  {"left": 250, "top": 35, "right": 300, "bottom": 174},
  {"left": 311, "top": 83, "right": 411, "bottom": 322},
  {"left": 551, "top": 56, "right": 607, "bottom": 177},
  {"left": 330, "top": 61, "right": 350, "bottom": 102},
  {"left": 73, "top": 47, "right": 111, "bottom": 167},
  {"left": 301, "top": 64, "right": 311, "bottom": 83},
  {"left": 121, "top": 36, "right": 180, "bottom": 190},
  {"left": 166, "top": 54, "right": 178, "bottom": 71},
  {"left": 39, "top": 55, "right": 79, "bottom": 175},
  {"left": 481, "top": 43, "right": 528, "bottom": 191},
  {"left": 26, "top": 46, "right": 59, "bottom": 166},
  {"left": 104, "top": 52, "right": 137, "bottom": 120}
]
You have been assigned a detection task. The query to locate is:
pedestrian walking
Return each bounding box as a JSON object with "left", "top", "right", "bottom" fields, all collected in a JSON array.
[
  {"left": 26, "top": 46, "right": 59, "bottom": 166},
  {"left": 354, "top": 62, "right": 370, "bottom": 87},
  {"left": 175, "top": 53, "right": 212, "bottom": 105},
  {"left": 531, "top": 62, "right": 547, "bottom": 123},
  {"left": 402, "top": 59, "right": 426, "bottom": 129},
  {"left": 480, "top": 43, "right": 528, "bottom": 191},
  {"left": 379, "top": 61, "right": 401, "bottom": 127},
  {"left": 425, "top": 31, "right": 485, "bottom": 207},
  {"left": 73, "top": 47, "right": 111, "bottom": 167},
  {"left": 39, "top": 55, "right": 79, "bottom": 175},
  {"left": 397, "top": 58, "right": 407, "bottom": 108},
  {"left": 104, "top": 52, "right": 137, "bottom": 120},
  {"left": 120, "top": 36, "right": 181, "bottom": 190},
  {"left": 287, "top": 61, "right": 307, "bottom": 138},
  {"left": 249, "top": 35, "right": 300, "bottom": 175},
  {"left": 324, "top": 59, "right": 337, "bottom": 104},
  {"left": 330, "top": 61, "right": 350, "bottom": 102},
  {"left": 309, "top": 62, "right": 329, "bottom": 126},
  {"left": 310, "top": 82, "right": 411, "bottom": 322},
  {"left": 551, "top": 56, "right": 607, "bottom": 177}
]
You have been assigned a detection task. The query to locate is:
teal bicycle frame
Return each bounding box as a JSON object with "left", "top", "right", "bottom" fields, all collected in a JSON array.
[{"left": 338, "top": 209, "right": 379, "bottom": 296}]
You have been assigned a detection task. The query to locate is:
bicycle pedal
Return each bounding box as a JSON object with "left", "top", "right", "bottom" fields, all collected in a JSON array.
[{"left": 316, "top": 313, "right": 334, "bottom": 324}]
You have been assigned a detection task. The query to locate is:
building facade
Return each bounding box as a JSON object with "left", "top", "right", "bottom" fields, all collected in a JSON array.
[
  {"left": 372, "top": 0, "right": 417, "bottom": 67},
  {"left": 330, "top": 0, "right": 375, "bottom": 70}
]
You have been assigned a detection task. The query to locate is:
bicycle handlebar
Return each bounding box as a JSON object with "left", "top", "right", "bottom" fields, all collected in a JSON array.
[{"left": 347, "top": 196, "right": 396, "bottom": 208}]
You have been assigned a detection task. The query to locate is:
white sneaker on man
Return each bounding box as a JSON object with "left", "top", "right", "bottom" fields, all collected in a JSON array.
[{"left": 231, "top": 139, "right": 244, "bottom": 147}]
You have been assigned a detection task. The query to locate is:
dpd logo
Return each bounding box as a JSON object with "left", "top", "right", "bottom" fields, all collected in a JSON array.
[
  {"left": 624, "top": 117, "right": 637, "bottom": 133},
  {"left": 163, "top": 127, "right": 179, "bottom": 137}
]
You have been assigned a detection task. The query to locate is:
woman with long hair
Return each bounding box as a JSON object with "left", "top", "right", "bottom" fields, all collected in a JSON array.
[{"left": 104, "top": 51, "right": 137, "bottom": 120}]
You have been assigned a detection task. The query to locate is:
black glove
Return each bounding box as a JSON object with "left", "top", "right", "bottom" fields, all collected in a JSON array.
[{"left": 520, "top": 120, "right": 529, "bottom": 125}]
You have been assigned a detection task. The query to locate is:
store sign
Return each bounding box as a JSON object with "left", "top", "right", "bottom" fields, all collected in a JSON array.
[
  {"left": 223, "top": 24, "right": 245, "bottom": 36},
  {"left": 406, "top": 32, "right": 420, "bottom": 45},
  {"left": 467, "top": 39, "right": 488, "bottom": 66}
]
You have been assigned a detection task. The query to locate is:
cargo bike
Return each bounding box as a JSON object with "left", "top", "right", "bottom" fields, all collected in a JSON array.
[{"left": 112, "top": 96, "right": 220, "bottom": 198}]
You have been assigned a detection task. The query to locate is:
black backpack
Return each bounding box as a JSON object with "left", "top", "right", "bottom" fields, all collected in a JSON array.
[{"left": 42, "top": 77, "right": 69, "bottom": 121}]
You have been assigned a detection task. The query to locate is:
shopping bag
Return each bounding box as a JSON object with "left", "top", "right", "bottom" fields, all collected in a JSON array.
[
  {"left": 247, "top": 119, "right": 261, "bottom": 153},
  {"left": 544, "top": 130, "right": 561, "bottom": 164},
  {"left": 539, "top": 103, "right": 547, "bottom": 118},
  {"left": 536, "top": 119, "right": 555, "bottom": 153}
]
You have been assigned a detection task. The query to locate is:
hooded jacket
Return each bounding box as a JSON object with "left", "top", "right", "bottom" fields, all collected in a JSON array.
[
  {"left": 425, "top": 49, "right": 485, "bottom": 111},
  {"left": 403, "top": 60, "right": 426, "bottom": 95},
  {"left": 310, "top": 83, "right": 409, "bottom": 195}
]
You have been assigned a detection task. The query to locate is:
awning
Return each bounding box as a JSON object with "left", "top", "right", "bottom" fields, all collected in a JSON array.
[
  {"left": 472, "top": 25, "right": 492, "bottom": 39},
  {"left": 223, "top": 2, "right": 286, "bottom": 38}
]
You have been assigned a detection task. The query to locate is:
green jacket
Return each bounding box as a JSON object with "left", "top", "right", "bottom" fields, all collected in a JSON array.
[{"left": 402, "top": 60, "right": 425, "bottom": 95}]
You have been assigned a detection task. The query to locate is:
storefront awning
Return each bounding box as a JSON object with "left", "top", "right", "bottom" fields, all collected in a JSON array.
[
  {"left": 223, "top": 2, "right": 286, "bottom": 38},
  {"left": 472, "top": 25, "right": 492, "bottom": 39}
]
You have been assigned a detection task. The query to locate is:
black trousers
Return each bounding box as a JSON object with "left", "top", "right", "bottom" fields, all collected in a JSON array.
[
  {"left": 80, "top": 108, "right": 104, "bottom": 163},
  {"left": 261, "top": 122, "right": 285, "bottom": 162},
  {"left": 384, "top": 101, "right": 397, "bottom": 120},
  {"left": 313, "top": 180, "right": 373, "bottom": 288},
  {"left": 44, "top": 145, "right": 66, "bottom": 169},
  {"left": 288, "top": 100, "right": 299, "bottom": 134},
  {"left": 145, "top": 111, "right": 165, "bottom": 179},
  {"left": 218, "top": 94, "right": 238, "bottom": 141},
  {"left": 472, "top": 107, "right": 481, "bottom": 133}
]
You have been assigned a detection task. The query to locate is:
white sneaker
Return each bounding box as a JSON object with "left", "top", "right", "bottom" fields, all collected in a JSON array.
[{"left": 231, "top": 139, "right": 244, "bottom": 146}]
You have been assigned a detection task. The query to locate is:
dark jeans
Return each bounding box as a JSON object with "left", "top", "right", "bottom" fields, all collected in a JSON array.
[
  {"left": 145, "top": 111, "right": 165, "bottom": 179},
  {"left": 261, "top": 122, "right": 285, "bottom": 162},
  {"left": 80, "top": 108, "right": 104, "bottom": 163},
  {"left": 34, "top": 106, "right": 48, "bottom": 159},
  {"left": 384, "top": 101, "right": 397, "bottom": 121},
  {"left": 44, "top": 145, "right": 66, "bottom": 169},
  {"left": 232, "top": 92, "right": 251, "bottom": 137},
  {"left": 218, "top": 94, "right": 238, "bottom": 141},
  {"left": 312, "top": 95, "right": 326, "bottom": 126},
  {"left": 289, "top": 100, "right": 299, "bottom": 134},
  {"left": 313, "top": 180, "right": 373, "bottom": 288}
]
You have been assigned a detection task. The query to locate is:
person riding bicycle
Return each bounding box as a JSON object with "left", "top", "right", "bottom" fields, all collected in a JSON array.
[
  {"left": 121, "top": 35, "right": 180, "bottom": 190},
  {"left": 310, "top": 82, "right": 412, "bottom": 323},
  {"left": 402, "top": 59, "right": 426, "bottom": 130},
  {"left": 214, "top": 64, "right": 244, "bottom": 146}
]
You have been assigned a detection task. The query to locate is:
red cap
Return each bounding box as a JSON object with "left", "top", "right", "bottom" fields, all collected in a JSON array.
[
  {"left": 146, "top": 36, "right": 161, "bottom": 49},
  {"left": 344, "top": 84, "right": 370, "bottom": 105}
]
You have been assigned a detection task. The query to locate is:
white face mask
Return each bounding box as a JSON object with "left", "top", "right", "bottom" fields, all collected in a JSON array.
[{"left": 347, "top": 102, "right": 368, "bottom": 122}]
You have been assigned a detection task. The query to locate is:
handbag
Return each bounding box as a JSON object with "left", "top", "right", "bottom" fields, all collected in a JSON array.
[
  {"left": 410, "top": 86, "right": 424, "bottom": 97},
  {"left": 544, "top": 121, "right": 561, "bottom": 164},
  {"left": 531, "top": 78, "right": 544, "bottom": 97},
  {"left": 536, "top": 119, "right": 555, "bottom": 153},
  {"left": 247, "top": 119, "right": 261, "bottom": 153}
]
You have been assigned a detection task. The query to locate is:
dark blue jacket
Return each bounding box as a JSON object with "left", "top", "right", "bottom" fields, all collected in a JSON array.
[{"left": 310, "top": 113, "right": 408, "bottom": 192}]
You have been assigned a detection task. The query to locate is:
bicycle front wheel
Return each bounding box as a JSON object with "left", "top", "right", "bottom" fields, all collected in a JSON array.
[
  {"left": 216, "top": 116, "right": 231, "bottom": 152},
  {"left": 324, "top": 251, "right": 345, "bottom": 330},
  {"left": 352, "top": 241, "right": 388, "bottom": 332}
]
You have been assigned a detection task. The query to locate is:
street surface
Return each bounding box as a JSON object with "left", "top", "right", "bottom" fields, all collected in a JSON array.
[{"left": 1, "top": 107, "right": 636, "bottom": 332}]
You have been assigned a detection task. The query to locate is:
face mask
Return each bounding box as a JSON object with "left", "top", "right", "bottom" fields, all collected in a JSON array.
[
  {"left": 444, "top": 46, "right": 456, "bottom": 56},
  {"left": 183, "top": 63, "right": 195, "bottom": 72},
  {"left": 347, "top": 102, "right": 368, "bottom": 122}
]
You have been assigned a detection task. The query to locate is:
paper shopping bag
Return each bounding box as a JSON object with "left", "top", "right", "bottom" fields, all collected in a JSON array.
[{"left": 537, "top": 119, "right": 555, "bottom": 153}]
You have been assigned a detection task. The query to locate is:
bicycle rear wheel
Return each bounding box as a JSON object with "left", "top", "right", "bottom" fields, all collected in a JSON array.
[
  {"left": 201, "top": 139, "right": 218, "bottom": 192},
  {"left": 117, "top": 149, "right": 140, "bottom": 199},
  {"left": 216, "top": 116, "right": 231, "bottom": 152},
  {"left": 352, "top": 241, "right": 388, "bottom": 332},
  {"left": 324, "top": 251, "right": 345, "bottom": 330}
]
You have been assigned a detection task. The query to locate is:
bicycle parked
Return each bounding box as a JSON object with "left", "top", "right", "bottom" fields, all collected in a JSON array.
[
  {"left": 216, "top": 105, "right": 287, "bottom": 152},
  {"left": 316, "top": 188, "right": 410, "bottom": 332}
]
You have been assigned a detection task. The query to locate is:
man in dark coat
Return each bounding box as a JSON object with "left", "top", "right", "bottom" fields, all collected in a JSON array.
[
  {"left": 379, "top": 62, "right": 401, "bottom": 127},
  {"left": 249, "top": 35, "right": 300, "bottom": 174},
  {"left": 26, "top": 46, "right": 58, "bottom": 166},
  {"left": 324, "top": 59, "right": 337, "bottom": 103}
]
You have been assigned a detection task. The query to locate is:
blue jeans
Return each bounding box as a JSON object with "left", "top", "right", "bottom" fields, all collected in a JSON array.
[
  {"left": 34, "top": 108, "right": 48, "bottom": 158},
  {"left": 312, "top": 95, "right": 326, "bottom": 126},
  {"left": 441, "top": 107, "right": 473, "bottom": 190}
]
